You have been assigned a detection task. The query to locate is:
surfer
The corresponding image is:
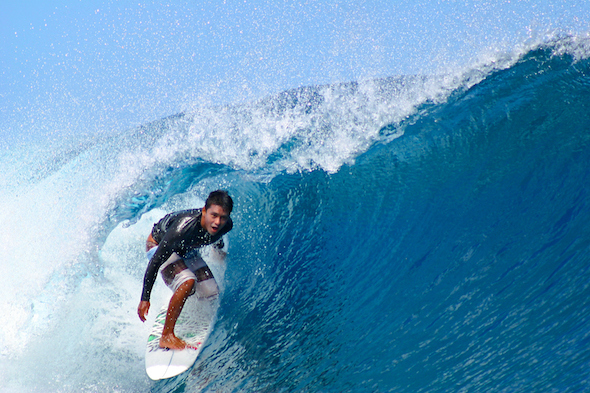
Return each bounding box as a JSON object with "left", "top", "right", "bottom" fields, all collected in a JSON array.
[{"left": 137, "top": 190, "right": 233, "bottom": 350}]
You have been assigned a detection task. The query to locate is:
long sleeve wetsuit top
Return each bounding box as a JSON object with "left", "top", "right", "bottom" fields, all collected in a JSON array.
[{"left": 140, "top": 208, "right": 233, "bottom": 302}]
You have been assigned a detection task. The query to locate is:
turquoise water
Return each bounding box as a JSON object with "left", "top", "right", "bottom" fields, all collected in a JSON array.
[{"left": 1, "top": 36, "right": 590, "bottom": 392}]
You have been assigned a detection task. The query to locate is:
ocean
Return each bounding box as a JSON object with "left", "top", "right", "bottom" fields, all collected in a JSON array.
[{"left": 1, "top": 35, "right": 590, "bottom": 392}]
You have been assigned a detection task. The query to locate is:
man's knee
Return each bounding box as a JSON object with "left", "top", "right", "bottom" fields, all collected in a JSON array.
[
  {"left": 192, "top": 266, "right": 218, "bottom": 299},
  {"left": 164, "top": 267, "right": 197, "bottom": 296},
  {"left": 193, "top": 278, "right": 219, "bottom": 299},
  {"left": 178, "top": 278, "right": 195, "bottom": 292},
  {"left": 146, "top": 233, "right": 158, "bottom": 252},
  {"left": 195, "top": 266, "right": 214, "bottom": 281}
]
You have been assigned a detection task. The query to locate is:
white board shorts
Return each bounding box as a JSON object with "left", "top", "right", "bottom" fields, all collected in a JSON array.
[{"left": 147, "top": 247, "right": 219, "bottom": 299}]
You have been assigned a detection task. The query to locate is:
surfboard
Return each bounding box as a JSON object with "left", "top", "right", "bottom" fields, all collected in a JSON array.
[{"left": 145, "top": 295, "right": 219, "bottom": 380}]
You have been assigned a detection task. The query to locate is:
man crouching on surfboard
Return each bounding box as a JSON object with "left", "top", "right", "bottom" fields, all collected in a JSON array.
[{"left": 137, "top": 190, "right": 233, "bottom": 350}]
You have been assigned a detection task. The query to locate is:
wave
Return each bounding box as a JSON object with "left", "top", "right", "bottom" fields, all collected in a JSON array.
[{"left": 1, "top": 35, "right": 590, "bottom": 392}]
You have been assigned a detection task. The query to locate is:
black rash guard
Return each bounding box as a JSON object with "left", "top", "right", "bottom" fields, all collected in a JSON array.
[{"left": 140, "top": 208, "right": 233, "bottom": 302}]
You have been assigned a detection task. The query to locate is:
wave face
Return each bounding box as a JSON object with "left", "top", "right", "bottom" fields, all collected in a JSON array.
[{"left": 1, "top": 36, "right": 590, "bottom": 392}]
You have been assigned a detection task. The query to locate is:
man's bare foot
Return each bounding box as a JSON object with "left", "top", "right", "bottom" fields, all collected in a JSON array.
[{"left": 159, "top": 334, "right": 187, "bottom": 350}]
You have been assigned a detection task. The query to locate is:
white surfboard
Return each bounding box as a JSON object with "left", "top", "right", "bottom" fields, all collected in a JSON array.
[{"left": 145, "top": 295, "right": 219, "bottom": 380}]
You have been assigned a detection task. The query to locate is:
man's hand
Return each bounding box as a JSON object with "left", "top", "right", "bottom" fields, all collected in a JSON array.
[{"left": 138, "top": 300, "right": 150, "bottom": 322}]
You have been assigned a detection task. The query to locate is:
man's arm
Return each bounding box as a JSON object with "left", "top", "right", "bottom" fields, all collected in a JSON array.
[
  {"left": 137, "top": 251, "right": 162, "bottom": 322},
  {"left": 140, "top": 247, "right": 165, "bottom": 302},
  {"left": 137, "top": 235, "right": 178, "bottom": 321}
]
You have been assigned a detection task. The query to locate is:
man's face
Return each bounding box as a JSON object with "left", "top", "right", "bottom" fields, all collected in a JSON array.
[{"left": 201, "top": 204, "right": 230, "bottom": 235}]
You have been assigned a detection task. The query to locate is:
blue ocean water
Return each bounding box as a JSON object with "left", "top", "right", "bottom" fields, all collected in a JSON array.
[{"left": 1, "top": 35, "right": 590, "bottom": 392}]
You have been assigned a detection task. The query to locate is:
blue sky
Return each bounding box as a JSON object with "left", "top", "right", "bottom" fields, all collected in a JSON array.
[{"left": 1, "top": 0, "right": 589, "bottom": 141}]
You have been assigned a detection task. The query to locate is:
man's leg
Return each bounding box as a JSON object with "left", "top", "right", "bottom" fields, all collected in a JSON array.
[
  {"left": 184, "top": 253, "right": 220, "bottom": 299},
  {"left": 146, "top": 233, "right": 158, "bottom": 252},
  {"left": 159, "top": 278, "right": 195, "bottom": 350},
  {"left": 193, "top": 266, "right": 219, "bottom": 299},
  {"left": 158, "top": 256, "right": 198, "bottom": 350}
]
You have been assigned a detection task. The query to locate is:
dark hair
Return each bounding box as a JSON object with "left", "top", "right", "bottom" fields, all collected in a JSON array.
[{"left": 205, "top": 190, "right": 233, "bottom": 213}]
